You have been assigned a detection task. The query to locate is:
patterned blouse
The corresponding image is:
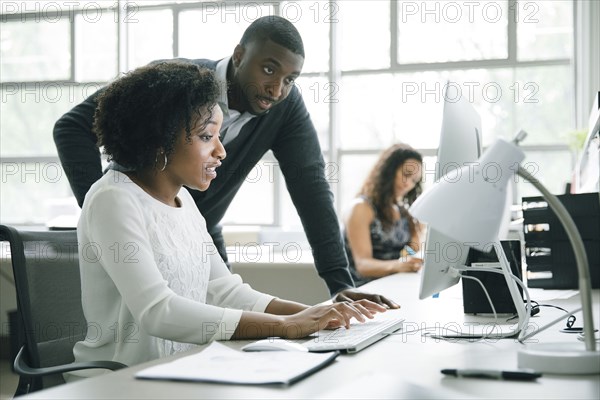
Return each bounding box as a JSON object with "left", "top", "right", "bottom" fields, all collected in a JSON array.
[{"left": 343, "top": 198, "right": 412, "bottom": 287}]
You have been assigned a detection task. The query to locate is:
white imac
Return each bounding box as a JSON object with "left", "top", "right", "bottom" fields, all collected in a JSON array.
[
  {"left": 418, "top": 90, "right": 482, "bottom": 299},
  {"left": 574, "top": 91, "right": 600, "bottom": 194}
]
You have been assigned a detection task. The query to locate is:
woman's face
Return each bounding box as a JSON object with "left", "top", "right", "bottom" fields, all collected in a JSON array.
[
  {"left": 166, "top": 105, "right": 226, "bottom": 191},
  {"left": 394, "top": 158, "right": 422, "bottom": 199}
]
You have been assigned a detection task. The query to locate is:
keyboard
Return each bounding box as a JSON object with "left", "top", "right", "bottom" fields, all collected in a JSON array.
[{"left": 300, "top": 311, "right": 405, "bottom": 354}]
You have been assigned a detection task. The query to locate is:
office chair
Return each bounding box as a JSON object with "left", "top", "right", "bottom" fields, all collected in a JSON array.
[{"left": 0, "top": 225, "right": 126, "bottom": 396}]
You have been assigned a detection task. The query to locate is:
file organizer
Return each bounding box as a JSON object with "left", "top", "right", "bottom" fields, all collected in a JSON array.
[{"left": 522, "top": 192, "right": 600, "bottom": 289}]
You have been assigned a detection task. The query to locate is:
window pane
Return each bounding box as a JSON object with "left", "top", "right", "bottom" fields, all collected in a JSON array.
[
  {"left": 517, "top": 1, "right": 573, "bottom": 61},
  {"left": 75, "top": 11, "right": 118, "bottom": 81},
  {"left": 295, "top": 76, "right": 330, "bottom": 151},
  {"left": 392, "top": 69, "right": 518, "bottom": 148},
  {"left": 397, "top": 0, "right": 508, "bottom": 64},
  {"left": 338, "top": 154, "right": 378, "bottom": 218},
  {"left": 221, "top": 159, "right": 275, "bottom": 225},
  {"left": 339, "top": 74, "right": 395, "bottom": 149},
  {"left": 387, "top": 66, "right": 574, "bottom": 150},
  {"left": 0, "top": 19, "right": 70, "bottom": 81},
  {"left": 128, "top": 9, "right": 173, "bottom": 69},
  {"left": 390, "top": 71, "right": 446, "bottom": 149},
  {"left": 279, "top": 168, "right": 302, "bottom": 230},
  {"left": 518, "top": 150, "right": 573, "bottom": 197},
  {"left": 0, "top": 1, "right": 99, "bottom": 12},
  {"left": 1, "top": 83, "right": 98, "bottom": 157},
  {"left": 282, "top": 0, "right": 329, "bottom": 73},
  {"left": 179, "top": 4, "right": 273, "bottom": 60},
  {"left": 0, "top": 161, "right": 75, "bottom": 224},
  {"left": 339, "top": 0, "right": 390, "bottom": 71},
  {"left": 513, "top": 65, "right": 574, "bottom": 144}
]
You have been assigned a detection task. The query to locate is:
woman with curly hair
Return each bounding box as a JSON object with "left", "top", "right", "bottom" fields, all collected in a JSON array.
[
  {"left": 343, "top": 144, "right": 424, "bottom": 287},
  {"left": 72, "top": 61, "right": 384, "bottom": 378}
]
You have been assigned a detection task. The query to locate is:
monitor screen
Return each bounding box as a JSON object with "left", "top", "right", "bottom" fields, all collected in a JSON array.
[
  {"left": 574, "top": 91, "right": 600, "bottom": 194},
  {"left": 418, "top": 90, "right": 482, "bottom": 300}
]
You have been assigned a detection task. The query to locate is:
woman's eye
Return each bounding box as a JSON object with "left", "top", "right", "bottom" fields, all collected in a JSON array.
[
  {"left": 285, "top": 78, "right": 295, "bottom": 86},
  {"left": 263, "top": 66, "right": 274, "bottom": 75},
  {"left": 199, "top": 134, "right": 212, "bottom": 142}
]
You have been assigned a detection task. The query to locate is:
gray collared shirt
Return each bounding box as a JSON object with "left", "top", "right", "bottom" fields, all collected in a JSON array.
[{"left": 215, "top": 56, "right": 256, "bottom": 145}]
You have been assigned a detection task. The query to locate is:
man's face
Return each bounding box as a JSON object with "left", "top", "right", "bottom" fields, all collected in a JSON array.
[{"left": 230, "top": 39, "right": 304, "bottom": 115}]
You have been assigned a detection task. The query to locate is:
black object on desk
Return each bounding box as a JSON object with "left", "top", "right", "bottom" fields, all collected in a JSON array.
[
  {"left": 462, "top": 240, "right": 523, "bottom": 314},
  {"left": 441, "top": 368, "right": 542, "bottom": 381},
  {"left": 523, "top": 192, "right": 600, "bottom": 289}
]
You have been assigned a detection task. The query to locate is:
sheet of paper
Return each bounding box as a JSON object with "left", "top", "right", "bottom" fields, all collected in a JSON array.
[{"left": 135, "top": 341, "right": 338, "bottom": 385}]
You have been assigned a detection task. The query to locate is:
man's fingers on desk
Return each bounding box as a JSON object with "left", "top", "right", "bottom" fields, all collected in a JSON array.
[
  {"left": 360, "top": 292, "right": 400, "bottom": 310},
  {"left": 334, "top": 289, "right": 400, "bottom": 309},
  {"left": 352, "top": 299, "right": 386, "bottom": 314}
]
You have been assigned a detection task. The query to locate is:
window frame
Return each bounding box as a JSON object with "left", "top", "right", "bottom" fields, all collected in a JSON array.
[{"left": 1, "top": 0, "right": 594, "bottom": 227}]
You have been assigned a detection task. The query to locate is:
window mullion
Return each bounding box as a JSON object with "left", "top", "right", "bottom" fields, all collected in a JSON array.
[
  {"left": 70, "top": 11, "right": 76, "bottom": 81},
  {"left": 118, "top": 0, "right": 129, "bottom": 74},
  {"left": 172, "top": 7, "right": 179, "bottom": 58},
  {"left": 329, "top": 0, "right": 341, "bottom": 213},
  {"left": 390, "top": 0, "right": 398, "bottom": 69},
  {"left": 507, "top": 0, "right": 517, "bottom": 62}
]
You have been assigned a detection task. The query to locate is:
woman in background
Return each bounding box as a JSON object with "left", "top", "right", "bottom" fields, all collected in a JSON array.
[
  {"left": 72, "top": 62, "right": 383, "bottom": 378},
  {"left": 343, "top": 143, "right": 424, "bottom": 287}
]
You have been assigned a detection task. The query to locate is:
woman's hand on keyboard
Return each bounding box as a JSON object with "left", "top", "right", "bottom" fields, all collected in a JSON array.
[{"left": 279, "top": 301, "right": 385, "bottom": 339}]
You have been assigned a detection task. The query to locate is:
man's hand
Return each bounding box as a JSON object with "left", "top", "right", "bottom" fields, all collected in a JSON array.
[{"left": 334, "top": 288, "right": 400, "bottom": 309}]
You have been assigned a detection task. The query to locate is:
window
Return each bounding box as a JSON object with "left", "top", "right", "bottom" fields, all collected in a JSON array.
[
  {"left": 337, "top": 0, "right": 576, "bottom": 215},
  {"left": 0, "top": 0, "right": 586, "bottom": 227}
]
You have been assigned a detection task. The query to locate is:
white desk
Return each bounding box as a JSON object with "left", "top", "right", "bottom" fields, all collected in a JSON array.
[{"left": 21, "top": 273, "right": 600, "bottom": 399}]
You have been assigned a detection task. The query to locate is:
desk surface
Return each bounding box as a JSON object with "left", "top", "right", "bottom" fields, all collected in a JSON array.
[{"left": 22, "top": 273, "right": 600, "bottom": 399}]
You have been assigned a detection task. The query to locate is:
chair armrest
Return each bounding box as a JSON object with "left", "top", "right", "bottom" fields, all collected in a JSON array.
[{"left": 13, "top": 347, "right": 127, "bottom": 378}]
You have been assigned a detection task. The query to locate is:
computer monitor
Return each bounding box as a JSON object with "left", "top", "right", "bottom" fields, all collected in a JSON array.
[
  {"left": 418, "top": 90, "right": 482, "bottom": 299},
  {"left": 574, "top": 91, "right": 599, "bottom": 194}
]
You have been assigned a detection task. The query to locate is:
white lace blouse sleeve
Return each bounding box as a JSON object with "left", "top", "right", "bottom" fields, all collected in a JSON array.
[{"left": 81, "top": 186, "right": 272, "bottom": 344}]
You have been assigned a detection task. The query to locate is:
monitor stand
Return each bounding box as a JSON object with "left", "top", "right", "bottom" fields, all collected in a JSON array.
[{"left": 431, "top": 241, "right": 530, "bottom": 340}]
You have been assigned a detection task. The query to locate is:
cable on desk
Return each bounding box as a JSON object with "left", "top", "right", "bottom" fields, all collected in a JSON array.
[
  {"left": 461, "top": 274, "right": 499, "bottom": 322},
  {"left": 452, "top": 265, "right": 533, "bottom": 343}
]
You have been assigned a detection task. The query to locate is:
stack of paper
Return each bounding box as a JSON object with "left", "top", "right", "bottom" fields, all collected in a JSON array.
[{"left": 135, "top": 342, "right": 339, "bottom": 385}]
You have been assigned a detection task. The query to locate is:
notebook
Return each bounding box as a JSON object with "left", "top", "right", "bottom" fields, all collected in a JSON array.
[{"left": 135, "top": 341, "right": 339, "bottom": 385}]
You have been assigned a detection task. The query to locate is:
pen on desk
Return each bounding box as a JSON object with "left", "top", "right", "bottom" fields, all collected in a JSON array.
[{"left": 441, "top": 369, "right": 542, "bottom": 381}]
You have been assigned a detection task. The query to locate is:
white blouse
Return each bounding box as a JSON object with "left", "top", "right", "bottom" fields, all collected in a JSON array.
[{"left": 72, "top": 170, "right": 274, "bottom": 377}]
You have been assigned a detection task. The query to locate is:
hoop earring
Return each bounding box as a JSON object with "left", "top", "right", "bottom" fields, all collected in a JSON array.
[{"left": 160, "top": 153, "right": 168, "bottom": 172}]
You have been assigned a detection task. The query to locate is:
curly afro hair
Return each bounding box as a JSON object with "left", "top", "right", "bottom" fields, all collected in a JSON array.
[{"left": 94, "top": 61, "right": 220, "bottom": 171}]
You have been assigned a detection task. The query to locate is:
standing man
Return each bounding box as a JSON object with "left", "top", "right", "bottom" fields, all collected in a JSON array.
[{"left": 54, "top": 15, "right": 398, "bottom": 307}]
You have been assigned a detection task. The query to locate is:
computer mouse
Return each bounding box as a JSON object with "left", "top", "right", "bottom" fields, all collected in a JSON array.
[{"left": 241, "top": 338, "right": 309, "bottom": 352}]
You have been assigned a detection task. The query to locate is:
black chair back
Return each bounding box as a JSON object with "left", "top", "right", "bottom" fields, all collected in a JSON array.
[{"left": 0, "top": 225, "right": 125, "bottom": 395}]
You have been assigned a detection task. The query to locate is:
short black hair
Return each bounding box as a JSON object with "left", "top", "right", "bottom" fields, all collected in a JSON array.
[
  {"left": 240, "top": 15, "right": 305, "bottom": 58},
  {"left": 94, "top": 61, "right": 220, "bottom": 171}
]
